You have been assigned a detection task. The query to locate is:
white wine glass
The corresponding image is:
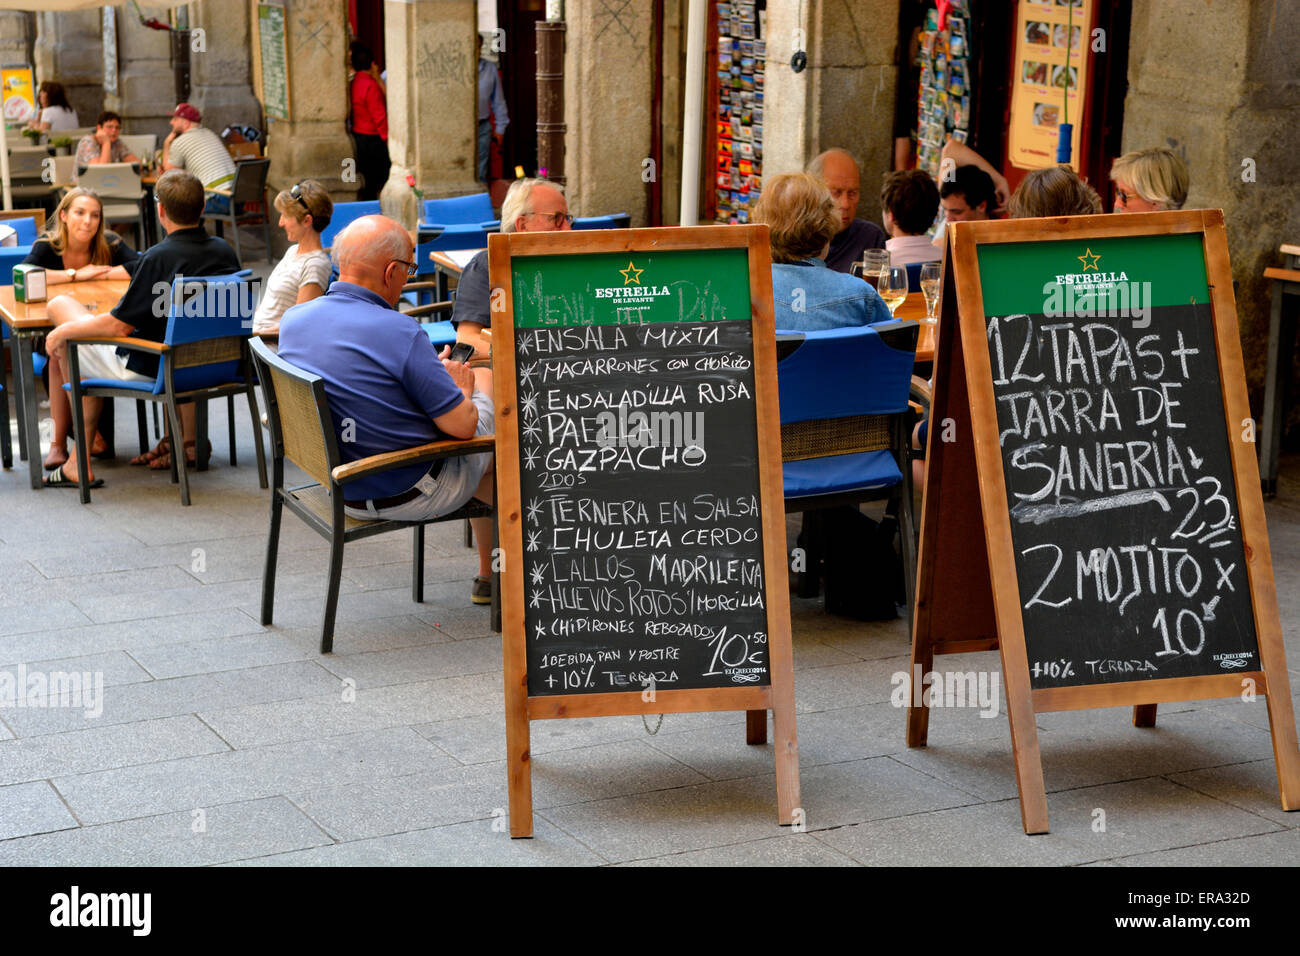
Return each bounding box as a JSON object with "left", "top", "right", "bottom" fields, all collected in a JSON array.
[
  {"left": 919, "top": 261, "right": 942, "bottom": 325},
  {"left": 878, "top": 266, "right": 908, "bottom": 316}
]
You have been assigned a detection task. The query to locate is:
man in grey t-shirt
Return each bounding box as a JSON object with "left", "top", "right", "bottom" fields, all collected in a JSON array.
[{"left": 161, "top": 103, "right": 237, "bottom": 216}]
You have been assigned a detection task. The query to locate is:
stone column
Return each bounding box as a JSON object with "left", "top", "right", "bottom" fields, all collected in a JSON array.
[
  {"left": 188, "top": 0, "right": 262, "bottom": 140},
  {"left": 381, "top": 0, "right": 480, "bottom": 228},
  {"left": 253, "top": 0, "right": 352, "bottom": 206},
  {"left": 33, "top": 10, "right": 103, "bottom": 127},
  {"left": 1122, "top": 0, "right": 1300, "bottom": 414},
  {"left": 563, "top": 0, "right": 653, "bottom": 226},
  {"left": 765, "top": 0, "right": 898, "bottom": 197},
  {"left": 104, "top": 4, "right": 178, "bottom": 142}
]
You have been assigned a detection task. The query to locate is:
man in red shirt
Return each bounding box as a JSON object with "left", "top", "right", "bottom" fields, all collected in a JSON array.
[{"left": 349, "top": 43, "right": 389, "bottom": 202}]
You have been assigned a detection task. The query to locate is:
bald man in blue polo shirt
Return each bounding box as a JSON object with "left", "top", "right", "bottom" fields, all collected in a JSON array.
[{"left": 278, "top": 216, "right": 496, "bottom": 604}]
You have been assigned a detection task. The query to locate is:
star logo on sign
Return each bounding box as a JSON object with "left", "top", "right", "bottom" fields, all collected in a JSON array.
[
  {"left": 526, "top": 530, "right": 542, "bottom": 551},
  {"left": 520, "top": 392, "right": 538, "bottom": 419},
  {"left": 534, "top": 620, "right": 547, "bottom": 640},
  {"left": 1078, "top": 248, "right": 1101, "bottom": 271},
  {"left": 518, "top": 333, "right": 531, "bottom": 356},
  {"left": 525, "top": 498, "right": 544, "bottom": 522},
  {"left": 522, "top": 420, "right": 541, "bottom": 442},
  {"left": 529, "top": 589, "right": 542, "bottom": 609},
  {"left": 519, "top": 362, "right": 537, "bottom": 388},
  {"left": 530, "top": 564, "right": 545, "bottom": 584},
  {"left": 523, "top": 448, "right": 539, "bottom": 470},
  {"left": 619, "top": 261, "right": 644, "bottom": 285}
]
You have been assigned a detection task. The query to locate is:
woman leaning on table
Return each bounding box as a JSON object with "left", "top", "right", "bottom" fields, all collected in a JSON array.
[{"left": 21, "top": 188, "right": 140, "bottom": 470}]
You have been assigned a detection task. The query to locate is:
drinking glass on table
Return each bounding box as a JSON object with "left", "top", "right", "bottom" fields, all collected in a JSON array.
[
  {"left": 878, "top": 266, "right": 908, "bottom": 316},
  {"left": 858, "top": 249, "right": 890, "bottom": 290},
  {"left": 919, "top": 261, "right": 942, "bottom": 325}
]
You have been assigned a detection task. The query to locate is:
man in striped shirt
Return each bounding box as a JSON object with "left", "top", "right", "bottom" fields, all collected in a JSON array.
[{"left": 161, "top": 103, "right": 237, "bottom": 216}]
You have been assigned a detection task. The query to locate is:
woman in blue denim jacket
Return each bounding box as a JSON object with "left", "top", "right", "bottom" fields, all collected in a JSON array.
[{"left": 754, "top": 172, "right": 893, "bottom": 332}]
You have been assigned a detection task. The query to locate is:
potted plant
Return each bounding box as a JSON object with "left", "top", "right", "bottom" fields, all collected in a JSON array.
[
  {"left": 50, "top": 136, "right": 73, "bottom": 156},
  {"left": 20, "top": 127, "right": 41, "bottom": 146}
]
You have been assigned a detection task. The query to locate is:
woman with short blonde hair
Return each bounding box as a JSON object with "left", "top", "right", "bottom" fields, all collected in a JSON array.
[
  {"left": 1008, "top": 165, "right": 1103, "bottom": 219},
  {"left": 1110, "top": 147, "right": 1189, "bottom": 212},
  {"left": 754, "top": 172, "right": 891, "bottom": 331},
  {"left": 250, "top": 179, "right": 334, "bottom": 335}
]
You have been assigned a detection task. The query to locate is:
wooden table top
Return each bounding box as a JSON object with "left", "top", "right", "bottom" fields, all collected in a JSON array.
[
  {"left": 0, "top": 279, "right": 130, "bottom": 331},
  {"left": 895, "top": 290, "right": 936, "bottom": 363}
]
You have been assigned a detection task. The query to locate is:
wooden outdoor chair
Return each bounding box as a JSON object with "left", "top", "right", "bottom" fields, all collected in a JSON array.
[{"left": 248, "top": 337, "right": 498, "bottom": 653}]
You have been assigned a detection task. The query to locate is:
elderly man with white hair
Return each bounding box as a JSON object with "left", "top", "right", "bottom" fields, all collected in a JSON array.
[
  {"left": 451, "top": 177, "right": 572, "bottom": 358},
  {"left": 277, "top": 215, "right": 497, "bottom": 605}
]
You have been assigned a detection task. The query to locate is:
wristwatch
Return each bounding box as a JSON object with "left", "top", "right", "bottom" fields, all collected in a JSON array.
[{"left": 67, "top": 268, "right": 76, "bottom": 280}]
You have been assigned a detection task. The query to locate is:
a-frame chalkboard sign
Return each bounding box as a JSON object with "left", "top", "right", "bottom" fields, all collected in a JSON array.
[
  {"left": 910, "top": 210, "right": 1300, "bottom": 834},
  {"left": 489, "top": 225, "right": 800, "bottom": 837}
]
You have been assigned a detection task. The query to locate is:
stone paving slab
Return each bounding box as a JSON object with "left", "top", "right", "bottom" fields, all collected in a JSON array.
[
  {"left": 0, "top": 796, "right": 332, "bottom": 866},
  {"left": 1108, "top": 827, "right": 1300, "bottom": 866},
  {"left": 290, "top": 740, "right": 710, "bottom": 843},
  {"left": 51, "top": 728, "right": 451, "bottom": 825},
  {"left": 1167, "top": 759, "right": 1300, "bottom": 830},
  {"left": 0, "top": 649, "right": 151, "bottom": 689},
  {"left": 0, "top": 781, "right": 79, "bottom": 841},
  {"left": 198, "top": 673, "right": 500, "bottom": 749},
  {"left": 314, "top": 636, "right": 502, "bottom": 689},
  {"left": 0, "top": 608, "right": 266, "bottom": 663},
  {"left": 0, "top": 715, "right": 228, "bottom": 786},
  {"left": 1, "top": 660, "right": 342, "bottom": 737},
  {"left": 617, "top": 834, "right": 861, "bottom": 866},
  {"left": 225, "top": 816, "right": 604, "bottom": 866}
]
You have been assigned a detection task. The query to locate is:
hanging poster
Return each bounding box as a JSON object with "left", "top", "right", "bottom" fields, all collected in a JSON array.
[{"left": 1007, "top": 0, "right": 1092, "bottom": 170}]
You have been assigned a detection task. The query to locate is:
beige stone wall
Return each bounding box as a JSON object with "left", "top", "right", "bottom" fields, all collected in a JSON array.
[
  {"left": 103, "top": 5, "right": 178, "bottom": 142},
  {"left": 765, "top": 0, "right": 899, "bottom": 210},
  {"left": 189, "top": 0, "right": 262, "bottom": 142},
  {"left": 33, "top": 10, "right": 103, "bottom": 129},
  {"left": 563, "top": 0, "right": 654, "bottom": 225},
  {"left": 382, "top": 0, "right": 479, "bottom": 226},
  {"left": 1123, "top": 0, "right": 1300, "bottom": 412}
]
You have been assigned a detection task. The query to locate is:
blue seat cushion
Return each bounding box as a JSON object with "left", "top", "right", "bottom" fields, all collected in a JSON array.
[
  {"left": 421, "top": 320, "right": 457, "bottom": 348},
  {"left": 63, "top": 379, "right": 156, "bottom": 393},
  {"left": 783, "top": 450, "right": 902, "bottom": 499}
]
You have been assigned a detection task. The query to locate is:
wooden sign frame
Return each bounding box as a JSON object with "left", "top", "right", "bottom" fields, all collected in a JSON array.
[
  {"left": 910, "top": 210, "right": 1300, "bottom": 834},
  {"left": 489, "top": 225, "right": 800, "bottom": 838}
]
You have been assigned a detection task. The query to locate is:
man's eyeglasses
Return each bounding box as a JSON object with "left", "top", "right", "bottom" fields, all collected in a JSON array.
[
  {"left": 524, "top": 210, "right": 574, "bottom": 227},
  {"left": 290, "top": 183, "right": 312, "bottom": 215},
  {"left": 389, "top": 259, "right": 418, "bottom": 278}
]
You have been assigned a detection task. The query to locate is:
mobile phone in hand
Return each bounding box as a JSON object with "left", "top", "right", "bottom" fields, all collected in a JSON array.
[{"left": 448, "top": 342, "right": 475, "bottom": 364}]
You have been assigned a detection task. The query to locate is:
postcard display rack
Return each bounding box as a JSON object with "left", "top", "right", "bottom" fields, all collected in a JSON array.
[
  {"left": 714, "top": 2, "right": 765, "bottom": 225},
  {"left": 915, "top": 0, "right": 973, "bottom": 180}
]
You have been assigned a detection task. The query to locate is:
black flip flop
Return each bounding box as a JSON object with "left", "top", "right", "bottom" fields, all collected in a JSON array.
[{"left": 43, "top": 465, "right": 104, "bottom": 489}]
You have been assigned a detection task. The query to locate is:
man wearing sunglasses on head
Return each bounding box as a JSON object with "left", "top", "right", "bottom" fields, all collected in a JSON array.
[
  {"left": 450, "top": 177, "right": 572, "bottom": 359},
  {"left": 278, "top": 216, "right": 497, "bottom": 605}
]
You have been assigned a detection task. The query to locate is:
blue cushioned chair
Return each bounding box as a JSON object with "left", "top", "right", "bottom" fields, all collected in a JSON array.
[
  {"left": 64, "top": 273, "right": 268, "bottom": 505},
  {"left": 778, "top": 320, "right": 919, "bottom": 621},
  {"left": 572, "top": 213, "right": 631, "bottom": 230},
  {"left": 319, "top": 200, "right": 380, "bottom": 251}
]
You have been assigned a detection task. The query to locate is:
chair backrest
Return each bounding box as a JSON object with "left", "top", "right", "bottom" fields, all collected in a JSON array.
[
  {"left": 572, "top": 213, "right": 631, "bottom": 230},
  {"left": 248, "top": 336, "right": 339, "bottom": 487},
  {"left": 777, "top": 322, "right": 917, "bottom": 427},
  {"left": 51, "top": 155, "right": 76, "bottom": 187},
  {"left": 3, "top": 217, "right": 38, "bottom": 245},
  {"left": 319, "top": 200, "right": 380, "bottom": 250},
  {"left": 0, "top": 208, "right": 46, "bottom": 232},
  {"left": 119, "top": 134, "right": 156, "bottom": 159},
  {"left": 156, "top": 273, "right": 258, "bottom": 392},
  {"left": 905, "top": 261, "right": 925, "bottom": 293},
  {"left": 229, "top": 158, "right": 270, "bottom": 203},
  {"left": 7, "top": 147, "right": 50, "bottom": 179},
  {"left": 422, "top": 192, "right": 494, "bottom": 227},
  {"left": 76, "top": 162, "right": 142, "bottom": 199}
]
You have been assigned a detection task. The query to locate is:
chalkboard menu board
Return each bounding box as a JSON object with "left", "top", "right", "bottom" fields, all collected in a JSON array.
[
  {"left": 490, "top": 225, "right": 800, "bottom": 838},
  {"left": 510, "top": 248, "right": 770, "bottom": 696},
  {"left": 977, "top": 234, "right": 1258, "bottom": 688},
  {"left": 910, "top": 211, "right": 1300, "bottom": 834},
  {"left": 257, "top": 3, "right": 290, "bottom": 121}
]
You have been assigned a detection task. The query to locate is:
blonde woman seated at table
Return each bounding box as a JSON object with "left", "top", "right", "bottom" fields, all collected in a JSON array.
[
  {"left": 250, "top": 180, "right": 334, "bottom": 336},
  {"left": 754, "top": 172, "right": 892, "bottom": 332},
  {"left": 22, "top": 188, "right": 140, "bottom": 470},
  {"left": 1109, "top": 147, "right": 1189, "bottom": 213}
]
